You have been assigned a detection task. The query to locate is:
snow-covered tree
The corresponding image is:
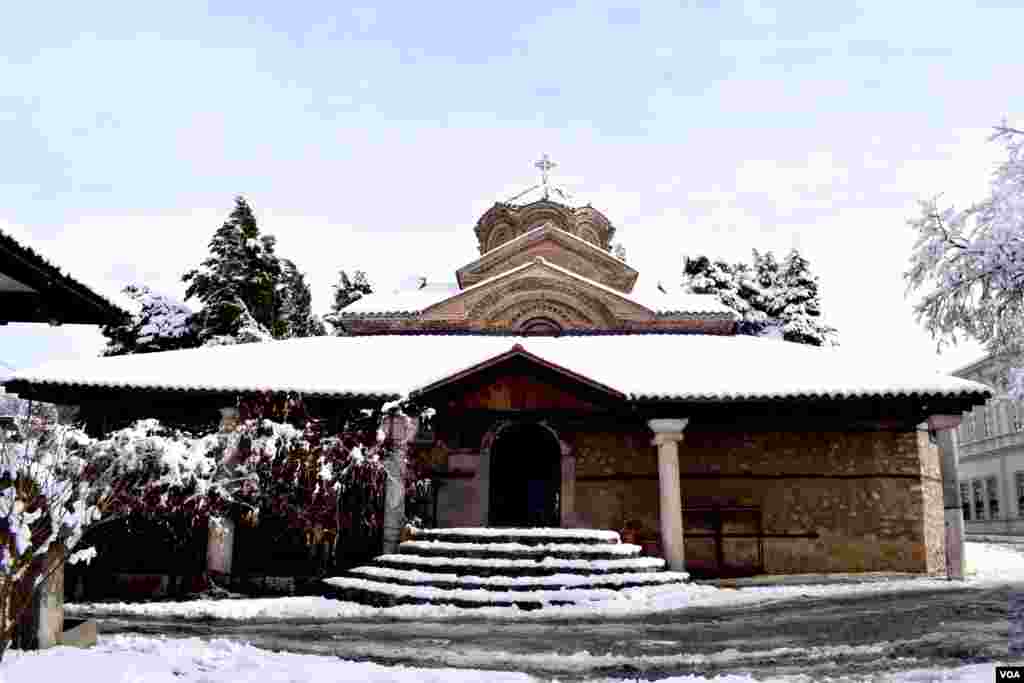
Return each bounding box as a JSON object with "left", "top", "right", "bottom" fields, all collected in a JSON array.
[
  {"left": 325, "top": 270, "right": 373, "bottom": 334},
  {"left": 0, "top": 417, "right": 105, "bottom": 660},
  {"left": 181, "top": 196, "right": 326, "bottom": 345},
  {"left": 775, "top": 250, "right": 838, "bottom": 346},
  {"left": 905, "top": 124, "right": 1024, "bottom": 399},
  {"left": 182, "top": 197, "right": 279, "bottom": 345},
  {"left": 101, "top": 285, "right": 198, "bottom": 356},
  {"left": 275, "top": 259, "right": 325, "bottom": 339},
  {"left": 683, "top": 249, "right": 838, "bottom": 346}
]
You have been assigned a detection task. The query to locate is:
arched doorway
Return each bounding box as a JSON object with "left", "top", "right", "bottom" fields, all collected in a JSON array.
[{"left": 488, "top": 423, "right": 562, "bottom": 527}]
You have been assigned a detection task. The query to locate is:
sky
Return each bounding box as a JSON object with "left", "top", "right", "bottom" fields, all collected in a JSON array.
[{"left": 2, "top": 1, "right": 1022, "bottom": 375}]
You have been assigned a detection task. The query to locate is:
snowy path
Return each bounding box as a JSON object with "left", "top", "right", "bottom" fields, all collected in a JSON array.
[
  {"left": 0, "top": 633, "right": 1010, "bottom": 682},
  {"left": 54, "top": 543, "right": 1024, "bottom": 680},
  {"left": 78, "top": 583, "right": 1020, "bottom": 680}
]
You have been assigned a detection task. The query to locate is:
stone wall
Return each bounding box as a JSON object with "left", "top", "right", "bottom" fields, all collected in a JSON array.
[
  {"left": 427, "top": 421, "right": 944, "bottom": 575},
  {"left": 571, "top": 427, "right": 944, "bottom": 575}
]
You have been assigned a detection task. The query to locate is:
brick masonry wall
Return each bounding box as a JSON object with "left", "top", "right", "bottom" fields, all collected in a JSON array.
[{"left": 570, "top": 428, "right": 945, "bottom": 575}]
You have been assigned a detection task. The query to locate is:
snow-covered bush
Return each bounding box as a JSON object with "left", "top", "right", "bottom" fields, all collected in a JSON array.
[{"left": 102, "top": 285, "right": 198, "bottom": 356}]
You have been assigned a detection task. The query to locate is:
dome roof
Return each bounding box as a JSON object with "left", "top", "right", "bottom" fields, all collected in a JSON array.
[{"left": 473, "top": 199, "right": 616, "bottom": 254}]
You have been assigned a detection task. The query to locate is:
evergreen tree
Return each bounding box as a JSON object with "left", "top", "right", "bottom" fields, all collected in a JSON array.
[
  {"left": 182, "top": 197, "right": 283, "bottom": 345},
  {"left": 101, "top": 285, "right": 199, "bottom": 356},
  {"left": 682, "top": 249, "right": 838, "bottom": 346},
  {"left": 276, "top": 259, "right": 325, "bottom": 338},
  {"left": 776, "top": 249, "right": 838, "bottom": 346},
  {"left": 325, "top": 270, "right": 372, "bottom": 334},
  {"left": 683, "top": 255, "right": 765, "bottom": 334}
]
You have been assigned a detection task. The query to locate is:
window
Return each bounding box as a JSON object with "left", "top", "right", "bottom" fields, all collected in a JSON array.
[
  {"left": 986, "top": 476, "right": 1000, "bottom": 519},
  {"left": 973, "top": 479, "right": 985, "bottom": 520},
  {"left": 519, "top": 317, "right": 563, "bottom": 336},
  {"left": 960, "top": 482, "right": 971, "bottom": 521},
  {"left": 1017, "top": 472, "right": 1024, "bottom": 517}
]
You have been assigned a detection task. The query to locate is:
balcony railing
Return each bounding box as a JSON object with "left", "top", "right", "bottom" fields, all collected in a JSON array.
[{"left": 957, "top": 398, "right": 1024, "bottom": 459}]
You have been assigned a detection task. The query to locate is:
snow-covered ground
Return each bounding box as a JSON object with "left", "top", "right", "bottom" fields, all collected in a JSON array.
[
  {"left": 66, "top": 542, "right": 1024, "bottom": 623},
  {"left": 0, "top": 633, "right": 1009, "bottom": 682}
]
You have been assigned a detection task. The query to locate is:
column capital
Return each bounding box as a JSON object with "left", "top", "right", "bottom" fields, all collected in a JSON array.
[
  {"left": 219, "top": 407, "right": 240, "bottom": 432},
  {"left": 927, "top": 414, "right": 962, "bottom": 432},
  {"left": 382, "top": 413, "right": 420, "bottom": 446},
  {"left": 649, "top": 418, "right": 688, "bottom": 445}
]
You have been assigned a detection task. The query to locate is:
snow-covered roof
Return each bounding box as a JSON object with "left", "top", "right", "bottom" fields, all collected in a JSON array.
[
  {"left": 0, "top": 228, "right": 127, "bottom": 324},
  {"left": 7, "top": 334, "right": 992, "bottom": 402},
  {"left": 628, "top": 277, "right": 736, "bottom": 316},
  {"left": 342, "top": 260, "right": 734, "bottom": 319},
  {"left": 342, "top": 282, "right": 462, "bottom": 316}
]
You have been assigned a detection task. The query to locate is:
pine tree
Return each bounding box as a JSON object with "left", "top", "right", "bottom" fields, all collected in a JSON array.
[
  {"left": 325, "top": 270, "right": 372, "bottom": 334},
  {"left": 683, "top": 255, "right": 765, "bottom": 334},
  {"left": 277, "top": 259, "right": 325, "bottom": 338},
  {"left": 776, "top": 249, "right": 838, "bottom": 346},
  {"left": 682, "top": 249, "right": 838, "bottom": 346},
  {"left": 182, "top": 197, "right": 280, "bottom": 345}
]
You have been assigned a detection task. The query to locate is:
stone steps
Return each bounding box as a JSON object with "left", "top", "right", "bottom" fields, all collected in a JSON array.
[
  {"left": 399, "top": 539, "right": 641, "bottom": 561},
  {"left": 412, "top": 527, "right": 620, "bottom": 546},
  {"left": 373, "top": 553, "right": 667, "bottom": 577},
  {"left": 323, "top": 526, "right": 689, "bottom": 608},
  {"left": 348, "top": 565, "right": 689, "bottom": 592}
]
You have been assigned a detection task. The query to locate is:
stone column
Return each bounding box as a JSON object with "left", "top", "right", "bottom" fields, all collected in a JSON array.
[
  {"left": 218, "top": 407, "right": 240, "bottom": 432},
  {"left": 649, "top": 418, "right": 689, "bottom": 572},
  {"left": 381, "top": 412, "right": 420, "bottom": 555},
  {"left": 206, "top": 517, "right": 235, "bottom": 578},
  {"left": 14, "top": 542, "right": 64, "bottom": 650},
  {"left": 207, "top": 407, "right": 241, "bottom": 582},
  {"left": 996, "top": 400, "right": 1011, "bottom": 437},
  {"left": 928, "top": 414, "right": 965, "bottom": 580}
]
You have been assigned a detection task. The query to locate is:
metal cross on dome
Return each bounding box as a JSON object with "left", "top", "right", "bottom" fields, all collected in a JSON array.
[{"left": 535, "top": 153, "right": 556, "bottom": 199}]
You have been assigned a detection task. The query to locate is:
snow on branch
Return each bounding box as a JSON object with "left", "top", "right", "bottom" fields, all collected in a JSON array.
[{"left": 904, "top": 124, "right": 1024, "bottom": 398}]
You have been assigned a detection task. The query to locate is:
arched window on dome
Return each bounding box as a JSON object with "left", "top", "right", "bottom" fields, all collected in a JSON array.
[{"left": 519, "top": 317, "right": 563, "bottom": 336}]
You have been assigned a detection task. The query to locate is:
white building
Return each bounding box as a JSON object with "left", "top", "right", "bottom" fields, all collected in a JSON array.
[{"left": 952, "top": 354, "right": 1024, "bottom": 536}]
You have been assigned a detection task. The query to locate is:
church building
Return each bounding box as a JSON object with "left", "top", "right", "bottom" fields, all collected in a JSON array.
[{"left": 6, "top": 159, "right": 991, "bottom": 578}]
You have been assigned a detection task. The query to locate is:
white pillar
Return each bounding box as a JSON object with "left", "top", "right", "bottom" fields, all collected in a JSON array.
[
  {"left": 208, "top": 406, "right": 241, "bottom": 580},
  {"left": 381, "top": 413, "right": 419, "bottom": 555},
  {"left": 207, "top": 517, "right": 235, "bottom": 577},
  {"left": 996, "top": 400, "right": 1011, "bottom": 437},
  {"left": 649, "top": 418, "right": 689, "bottom": 572},
  {"left": 219, "top": 407, "right": 240, "bottom": 432},
  {"left": 928, "top": 414, "right": 965, "bottom": 580}
]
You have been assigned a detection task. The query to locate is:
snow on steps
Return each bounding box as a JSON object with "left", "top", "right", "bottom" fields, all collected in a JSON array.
[
  {"left": 412, "top": 527, "right": 620, "bottom": 545},
  {"left": 399, "top": 539, "right": 641, "bottom": 560},
  {"left": 348, "top": 565, "right": 690, "bottom": 592},
  {"left": 324, "top": 527, "right": 689, "bottom": 609},
  {"left": 373, "top": 553, "right": 667, "bottom": 577}
]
